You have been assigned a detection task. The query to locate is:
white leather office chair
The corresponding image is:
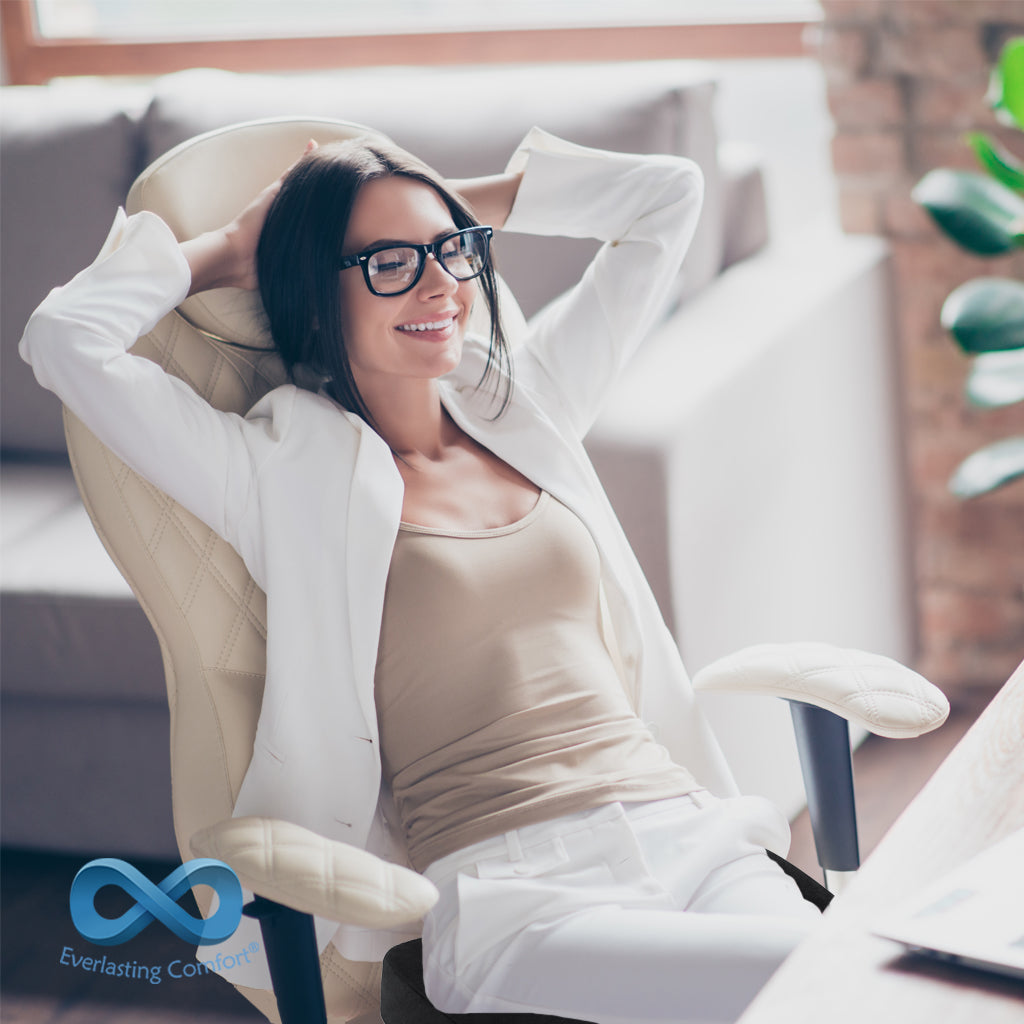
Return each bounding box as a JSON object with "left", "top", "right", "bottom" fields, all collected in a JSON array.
[{"left": 62, "top": 118, "right": 949, "bottom": 1024}]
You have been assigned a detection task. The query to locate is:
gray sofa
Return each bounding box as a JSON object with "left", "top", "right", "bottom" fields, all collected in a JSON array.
[{"left": 0, "top": 61, "right": 914, "bottom": 858}]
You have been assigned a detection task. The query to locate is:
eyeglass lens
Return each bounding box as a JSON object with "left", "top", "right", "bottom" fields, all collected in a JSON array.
[{"left": 366, "top": 229, "right": 488, "bottom": 295}]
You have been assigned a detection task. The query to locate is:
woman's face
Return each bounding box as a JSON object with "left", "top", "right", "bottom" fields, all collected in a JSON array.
[{"left": 338, "top": 175, "right": 477, "bottom": 393}]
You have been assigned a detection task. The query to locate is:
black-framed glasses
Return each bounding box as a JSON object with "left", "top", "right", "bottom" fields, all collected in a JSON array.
[{"left": 339, "top": 226, "right": 493, "bottom": 296}]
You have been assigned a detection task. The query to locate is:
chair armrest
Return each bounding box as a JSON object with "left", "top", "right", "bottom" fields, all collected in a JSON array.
[
  {"left": 691, "top": 642, "right": 949, "bottom": 739},
  {"left": 189, "top": 816, "right": 439, "bottom": 927}
]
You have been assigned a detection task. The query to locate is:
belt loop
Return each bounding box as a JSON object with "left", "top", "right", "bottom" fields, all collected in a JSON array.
[
  {"left": 505, "top": 830, "right": 524, "bottom": 862},
  {"left": 690, "top": 789, "right": 713, "bottom": 809}
]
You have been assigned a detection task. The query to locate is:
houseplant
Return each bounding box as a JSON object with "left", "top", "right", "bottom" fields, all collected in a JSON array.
[{"left": 912, "top": 36, "right": 1024, "bottom": 498}]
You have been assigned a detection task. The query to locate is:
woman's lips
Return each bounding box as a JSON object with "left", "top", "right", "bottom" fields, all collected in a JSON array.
[
  {"left": 396, "top": 316, "right": 455, "bottom": 333},
  {"left": 395, "top": 312, "right": 459, "bottom": 342}
]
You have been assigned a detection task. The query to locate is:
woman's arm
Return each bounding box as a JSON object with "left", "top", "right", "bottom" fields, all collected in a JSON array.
[
  {"left": 19, "top": 212, "right": 265, "bottom": 553},
  {"left": 19, "top": 145, "right": 316, "bottom": 561},
  {"left": 446, "top": 172, "right": 524, "bottom": 231},
  {"left": 182, "top": 140, "right": 315, "bottom": 294},
  {"left": 181, "top": 228, "right": 252, "bottom": 295},
  {"left": 496, "top": 128, "right": 704, "bottom": 439}
]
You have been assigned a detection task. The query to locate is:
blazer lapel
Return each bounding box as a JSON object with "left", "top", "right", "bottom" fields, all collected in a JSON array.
[{"left": 343, "top": 412, "right": 404, "bottom": 741}]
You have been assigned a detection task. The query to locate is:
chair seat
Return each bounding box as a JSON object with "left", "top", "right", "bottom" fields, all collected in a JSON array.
[
  {"left": 381, "top": 939, "right": 593, "bottom": 1023},
  {"left": 379, "top": 853, "right": 831, "bottom": 1023}
]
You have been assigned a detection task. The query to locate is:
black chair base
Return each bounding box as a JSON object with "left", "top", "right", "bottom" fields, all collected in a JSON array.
[{"left": 380, "top": 854, "right": 831, "bottom": 1023}]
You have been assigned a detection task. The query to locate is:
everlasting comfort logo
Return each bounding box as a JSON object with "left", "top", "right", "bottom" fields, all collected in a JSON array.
[{"left": 69, "top": 857, "right": 243, "bottom": 945}]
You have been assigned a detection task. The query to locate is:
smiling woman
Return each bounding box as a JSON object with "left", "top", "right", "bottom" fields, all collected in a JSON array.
[
  {"left": 17, "top": 111, "right": 836, "bottom": 1021},
  {"left": 2, "top": 0, "right": 818, "bottom": 84},
  {"left": 332, "top": 176, "right": 491, "bottom": 427},
  {"left": 250, "top": 136, "right": 516, "bottom": 435}
]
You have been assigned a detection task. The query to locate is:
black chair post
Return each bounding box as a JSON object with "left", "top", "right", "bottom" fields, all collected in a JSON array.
[
  {"left": 787, "top": 700, "right": 861, "bottom": 874},
  {"left": 243, "top": 896, "right": 327, "bottom": 1024}
]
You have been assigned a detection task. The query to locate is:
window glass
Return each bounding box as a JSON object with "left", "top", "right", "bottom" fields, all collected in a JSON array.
[{"left": 34, "top": 0, "right": 822, "bottom": 40}]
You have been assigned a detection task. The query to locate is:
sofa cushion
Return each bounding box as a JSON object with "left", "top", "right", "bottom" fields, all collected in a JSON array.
[
  {"left": 0, "top": 84, "right": 149, "bottom": 457},
  {"left": 0, "top": 462, "right": 164, "bottom": 702},
  {"left": 0, "top": 698, "right": 177, "bottom": 856},
  {"left": 141, "top": 63, "right": 724, "bottom": 319},
  {"left": 0, "top": 459, "right": 81, "bottom": 548},
  {"left": 719, "top": 141, "right": 770, "bottom": 270}
]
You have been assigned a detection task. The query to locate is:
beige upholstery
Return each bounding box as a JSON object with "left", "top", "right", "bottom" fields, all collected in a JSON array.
[
  {"left": 61, "top": 117, "right": 455, "bottom": 1023},
  {"left": 692, "top": 643, "right": 949, "bottom": 739},
  {"left": 191, "top": 817, "right": 439, "bottom": 926}
]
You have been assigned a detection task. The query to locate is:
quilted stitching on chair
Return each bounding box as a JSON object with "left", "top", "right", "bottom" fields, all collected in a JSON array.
[
  {"left": 691, "top": 642, "right": 949, "bottom": 738},
  {"left": 190, "top": 817, "right": 439, "bottom": 927}
]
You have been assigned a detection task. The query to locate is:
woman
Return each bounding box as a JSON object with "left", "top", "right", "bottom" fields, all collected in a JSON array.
[{"left": 21, "top": 126, "right": 820, "bottom": 1024}]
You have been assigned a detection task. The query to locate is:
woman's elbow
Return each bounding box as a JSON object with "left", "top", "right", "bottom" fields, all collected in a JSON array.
[
  {"left": 18, "top": 301, "right": 58, "bottom": 368},
  {"left": 668, "top": 157, "right": 705, "bottom": 218}
]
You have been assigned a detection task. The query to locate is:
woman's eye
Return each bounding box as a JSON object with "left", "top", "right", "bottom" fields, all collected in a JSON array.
[{"left": 370, "top": 249, "right": 415, "bottom": 277}]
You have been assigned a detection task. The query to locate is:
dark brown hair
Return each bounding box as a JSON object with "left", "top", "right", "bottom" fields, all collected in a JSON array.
[{"left": 256, "top": 137, "right": 513, "bottom": 431}]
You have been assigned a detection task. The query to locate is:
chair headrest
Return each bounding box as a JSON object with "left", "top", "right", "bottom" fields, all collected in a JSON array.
[{"left": 127, "top": 117, "right": 391, "bottom": 349}]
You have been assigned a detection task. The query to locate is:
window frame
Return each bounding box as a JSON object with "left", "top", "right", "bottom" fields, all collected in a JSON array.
[{"left": 2, "top": 0, "right": 814, "bottom": 85}]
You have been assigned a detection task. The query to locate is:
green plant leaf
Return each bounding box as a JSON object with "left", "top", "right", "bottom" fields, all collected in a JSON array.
[
  {"left": 912, "top": 169, "right": 1024, "bottom": 254},
  {"left": 966, "top": 348, "right": 1024, "bottom": 408},
  {"left": 941, "top": 277, "right": 1024, "bottom": 352},
  {"left": 949, "top": 436, "right": 1024, "bottom": 499},
  {"left": 966, "top": 131, "right": 1024, "bottom": 193},
  {"left": 987, "top": 37, "right": 1024, "bottom": 130}
]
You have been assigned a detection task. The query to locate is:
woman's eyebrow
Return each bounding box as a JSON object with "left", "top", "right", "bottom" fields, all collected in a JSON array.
[{"left": 362, "top": 227, "right": 459, "bottom": 250}]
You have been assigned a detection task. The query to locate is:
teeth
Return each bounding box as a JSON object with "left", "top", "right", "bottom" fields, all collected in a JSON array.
[{"left": 397, "top": 318, "right": 453, "bottom": 332}]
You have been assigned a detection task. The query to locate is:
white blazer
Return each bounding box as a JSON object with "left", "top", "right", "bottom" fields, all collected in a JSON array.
[{"left": 21, "top": 128, "right": 739, "bottom": 985}]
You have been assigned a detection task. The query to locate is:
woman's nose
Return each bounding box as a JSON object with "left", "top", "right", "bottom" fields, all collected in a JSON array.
[{"left": 417, "top": 253, "right": 459, "bottom": 298}]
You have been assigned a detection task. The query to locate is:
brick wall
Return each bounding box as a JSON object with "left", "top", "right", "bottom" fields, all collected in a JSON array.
[{"left": 810, "top": 0, "right": 1024, "bottom": 695}]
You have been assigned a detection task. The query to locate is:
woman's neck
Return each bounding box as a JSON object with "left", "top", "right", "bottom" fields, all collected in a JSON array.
[{"left": 361, "top": 377, "right": 454, "bottom": 462}]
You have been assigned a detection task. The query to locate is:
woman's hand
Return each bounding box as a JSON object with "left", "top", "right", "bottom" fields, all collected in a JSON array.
[
  {"left": 182, "top": 140, "right": 317, "bottom": 295},
  {"left": 446, "top": 171, "right": 524, "bottom": 231}
]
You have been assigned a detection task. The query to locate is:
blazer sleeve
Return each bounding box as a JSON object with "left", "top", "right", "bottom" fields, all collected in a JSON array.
[
  {"left": 18, "top": 208, "right": 283, "bottom": 556},
  {"left": 501, "top": 128, "right": 704, "bottom": 439}
]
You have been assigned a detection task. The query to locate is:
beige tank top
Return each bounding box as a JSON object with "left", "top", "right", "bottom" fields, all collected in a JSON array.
[{"left": 374, "top": 490, "right": 699, "bottom": 872}]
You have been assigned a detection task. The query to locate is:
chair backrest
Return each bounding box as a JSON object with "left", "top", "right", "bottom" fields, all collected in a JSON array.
[{"left": 63, "top": 116, "right": 523, "bottom": 1023}]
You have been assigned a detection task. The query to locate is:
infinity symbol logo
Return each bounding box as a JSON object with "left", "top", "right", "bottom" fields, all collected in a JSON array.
[{"left": 69, "top": 858, "right": 243, "bottom": 946}]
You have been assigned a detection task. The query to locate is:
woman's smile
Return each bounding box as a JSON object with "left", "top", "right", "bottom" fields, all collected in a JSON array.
[{"left": 395, "top": 310, "right": 460, "bottom": 341}]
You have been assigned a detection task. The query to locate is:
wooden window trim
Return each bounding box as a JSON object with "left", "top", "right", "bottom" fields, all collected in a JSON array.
[{"left": 3, "top": 0, "right": 812, "bottom": 86}]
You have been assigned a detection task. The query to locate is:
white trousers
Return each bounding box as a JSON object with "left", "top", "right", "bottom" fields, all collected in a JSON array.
[{"left": 421, "top": 791, "right": 823, "bottom": 1024}]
